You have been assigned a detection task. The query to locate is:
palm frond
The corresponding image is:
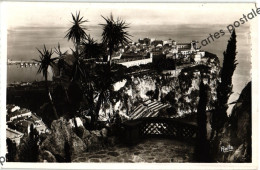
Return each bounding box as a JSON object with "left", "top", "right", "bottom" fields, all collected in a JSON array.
[
  {"left": 65, "top": 11, "right": 88, "bottom": 45},
  {"left": 35, "top": 45, "right": 58, "bottom": 78},
  {"left": 100, "top": 13, "right": 132, "bottom": 57}
]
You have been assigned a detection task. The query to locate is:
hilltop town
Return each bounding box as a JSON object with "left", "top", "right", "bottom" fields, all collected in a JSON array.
[
  {"left": 108, "top": 38, "right": 205, "bottom": 67},
  {"left": 8, "top": 37, "right": 205, "bottom": 70}
]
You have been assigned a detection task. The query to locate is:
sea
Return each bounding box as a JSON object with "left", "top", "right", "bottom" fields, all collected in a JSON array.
[{"left": 7, "top": 24, "right": 252, "bottom": 114}]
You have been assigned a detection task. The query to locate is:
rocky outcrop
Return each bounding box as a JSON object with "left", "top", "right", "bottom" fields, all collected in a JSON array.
[
  {"left": 41, "top": 117, "right": 87, "bottom": 161},
  {"left": 39, "top": 117, "right": 114, "bottom": 162},
  {"left": 97, "top": 53, "right": 220, "bottom": 120},
  {"left": 213, "top": 82, "right": 251, "bottom": 162},
  {"left": 228, "top": 81, "right": 251, "bottom": 162},
  {"left": 38, "top": 150, "right": 57, "bottom": 162}
]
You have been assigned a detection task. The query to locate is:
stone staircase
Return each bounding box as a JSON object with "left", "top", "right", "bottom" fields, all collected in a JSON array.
[{"left": 130, "top": 100, "right": 170, "bottom": 119}]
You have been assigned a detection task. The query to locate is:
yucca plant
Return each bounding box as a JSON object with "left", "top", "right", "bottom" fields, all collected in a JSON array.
[
  {"left": 65, "top": 11, "right": 88, "bottom": 53},
  {"left": 33, "top": 45, "right": 59, "bottom": 119},
  {"left": 54, "top": 43, "right": 68, "bottom": 77},
  {"left": 100, "top": 13, "right": 131, "bottom": 65},
  {"left": 81, "top": 35, "right": 105, "bottom": 60}
]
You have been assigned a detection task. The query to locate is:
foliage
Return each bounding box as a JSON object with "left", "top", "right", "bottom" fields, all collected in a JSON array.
[
  {"left": 34, "top": 45, "right": 59, "bottom": 119},
  {"left": 162, "top": 91, "right": 176, "bottom": 105},
  {"left": 67, "top": 82, "right": 83, "bottom": 115},
  {"left": 87, "top": 13, "right": 132, "bottom": 125},
  {"left": 178, "top": 71, "right": 193, "bottom": 93},
  {"left": 166, "top": 107, "right": 177, "bottom": 116},
  {"left": 54, "top": 43, "right": 69, "bottom": 74},
  {"left": 52, "top": 84, "right": 70, "bottom": 117},
  {"left": 18, "top": 124, "right": 39, "bottom": 162},
  {"left": 229, "top": 82, "right": 252, "bottom": 162},
  {"left": 65, "top": 11, "right": 88, "bottom": 47},
  {"left": 100, "top": 13, "right": 131, "bottom": 62},
  {"left": 146, "top": 90, "right": 154, "bottom": 99},
  {"left": 81, "top": 36, "right": 106, "bottom": 59},
  {"left": 155, "top": 58, "right": 176, "bottom": 71},
  {"left": 70, "top": 49, "right": 87, "bottom": 82},
  {"left": 195, "top": 81, "right": 211, "bottom": 162},
  {"left": 34, "top": 45, "right": 57, "bottom": 79},
  {"left": 211, "top": 30, "right": 237, "bottom": 137},
  {"left": 6, "top": 138, "right": 17, "bottom": 162}
]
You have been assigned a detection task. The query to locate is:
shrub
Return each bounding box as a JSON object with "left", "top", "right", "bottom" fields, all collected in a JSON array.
[{"left": 6, "top": 138, "right": 17, "bottom": 162}]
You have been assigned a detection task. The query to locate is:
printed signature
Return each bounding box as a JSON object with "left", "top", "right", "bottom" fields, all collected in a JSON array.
[{"left": 220, "top": 145, "right": 234, "bottom": 153}]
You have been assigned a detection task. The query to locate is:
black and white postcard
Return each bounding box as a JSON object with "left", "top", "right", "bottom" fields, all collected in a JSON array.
[{"left": 0, "top": 2, "right": 258, "bottom": 170}]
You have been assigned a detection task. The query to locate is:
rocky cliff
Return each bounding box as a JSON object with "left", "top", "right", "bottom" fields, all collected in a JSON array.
[
  {"left": 98, "top": 52, "right": 220, "bottom": 121},
  {"left": 213, "top": 81, "right": 251, "bottom": 162},
  {"left": 38, "top": 117, "right": 113, "bottom": 162}
]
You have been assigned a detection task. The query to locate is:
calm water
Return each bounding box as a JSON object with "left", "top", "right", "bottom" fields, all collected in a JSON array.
[{"left": 7, "top": 24, "right": 252, "bottom": 113}]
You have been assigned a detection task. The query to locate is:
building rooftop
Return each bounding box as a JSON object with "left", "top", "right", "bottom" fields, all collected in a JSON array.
[
  {"left": 178, "top": 48, "right": 192, "bottom": 51},
  {"left": 6, "top": 127, "right": 24, "bottom": 138},
  {"left": 176, "top": 43, "right": 191, "bottom": 45},
  {"left": 8, "top": 109, "right": 31, "bottom": 118}
]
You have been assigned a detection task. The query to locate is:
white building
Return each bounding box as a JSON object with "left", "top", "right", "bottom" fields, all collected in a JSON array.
[
  {"left": 9, "top": 111, "right": 32, "bottom": 122},
  {"left": 119, "top": 57, "right": 152, "bottom": 68},
  {"left": 6, "top": 127, "right": 24, "bottom": 146},
  {"left": 11, "top": 106, "right": 20, "bottom": 113},
  {"left": 193, "top": 51, "right": 205, "bottom": 63}
]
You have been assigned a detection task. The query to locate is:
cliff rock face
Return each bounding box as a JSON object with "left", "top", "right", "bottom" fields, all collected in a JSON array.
[
  {"left": 40, "top": 117, "right": 112, "bottom": 162},
  {"left": 38, "top": 150, "right": 57, "bottom": 162},
  {"left": 215, "top": 82, "right": 251, "bottom": 162},
  {"left": 98, "top": 52, "right": 220, "bottom": 120},
  {"left": 229, "top": 81, "right": 251, "bottom": 162},
  {"left": 41, "top": 117, "right": 87, "bottom": 161}
]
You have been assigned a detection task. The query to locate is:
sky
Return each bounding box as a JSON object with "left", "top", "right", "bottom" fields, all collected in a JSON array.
[{"left": 4, "top": 2, "right": 257, "bottom": 28}]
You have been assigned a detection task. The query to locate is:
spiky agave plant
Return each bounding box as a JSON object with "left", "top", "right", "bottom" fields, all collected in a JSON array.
[
  {"left": 100, "top": 13, "right": 131, "bottom": 65},
  {"left": 65, "top": 11, "right": 88, "bottom": 53},
  {"left": 81, "top": 35, "right": 105, "bottom": 60},
  {"left": 34, "top": 45, "right": 59, "bottom": 119},
  {"left": 54, "top": 43, "right": 68, "bottom": 76}
]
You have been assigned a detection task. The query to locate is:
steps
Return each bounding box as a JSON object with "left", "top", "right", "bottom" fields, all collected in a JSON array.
[{"left": 130, "top": 100, "right": 170, "bottom": 119}]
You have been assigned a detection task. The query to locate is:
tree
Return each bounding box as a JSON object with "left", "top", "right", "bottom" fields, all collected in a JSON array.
[
  {"left": 100, "top": 13, "right": 131, "bottom": 65},
  {"left": 65, "top": 11, "right": 88, "bottom": 53},
  {"left": 65, "top": 12, "right": 98, "bottom": 131},
  {"left": 195, "top": 81, "right": 211, "bottom": 162},
  {"left": 162, "top": 91, "right": 175, "bottom": 105},
  {"left": 146, "top": 90, "right": 154, "bottom": 100},
  {"left": 211, "top": 30, "right": 238, "bottom": 139},
  {"left": 54, "top": 43, "right": 68, "bottom": 78},
  {"left": 92, "top": 65, "right": 113, "bottom": 125},
  {"left": 19, "top": 124, "right": 39, "bottom": 162},
  {"left": 81, "top": 35, "right": 106, "bottom": 60},
  {"left": 34, "top": 45, "right": 59, "bottom": 119},
  {"left": 6, "top": 138, "right": 17, "bottom": 162},
  {"left": 89, "top": 14, "right": 131, "bottom": 126}
]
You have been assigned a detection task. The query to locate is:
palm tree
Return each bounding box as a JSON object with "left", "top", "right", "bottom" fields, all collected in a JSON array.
[
  {"left": 91, "top": 14, "right": 131, "bottom": 125},
  {"left": 65, "top": 11, "right": 88, "bottom": 53},
  {"left": 70, "top": 48, "right": 87, "bottom": 82},
  {"left": 100, "top": 13, "right": 131, "bottom": 65},
  {"left": 34, "top": 45, "right": 59, "bottom": 119},
  {"left": 81, "top": 35, "right": 105, "bottom": 60},
  {"left": 54, "top": 43, "right": 68, "bottom": 77},
  {"left": 54, "top": 43, "right": 71, "bottom": 108}
]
